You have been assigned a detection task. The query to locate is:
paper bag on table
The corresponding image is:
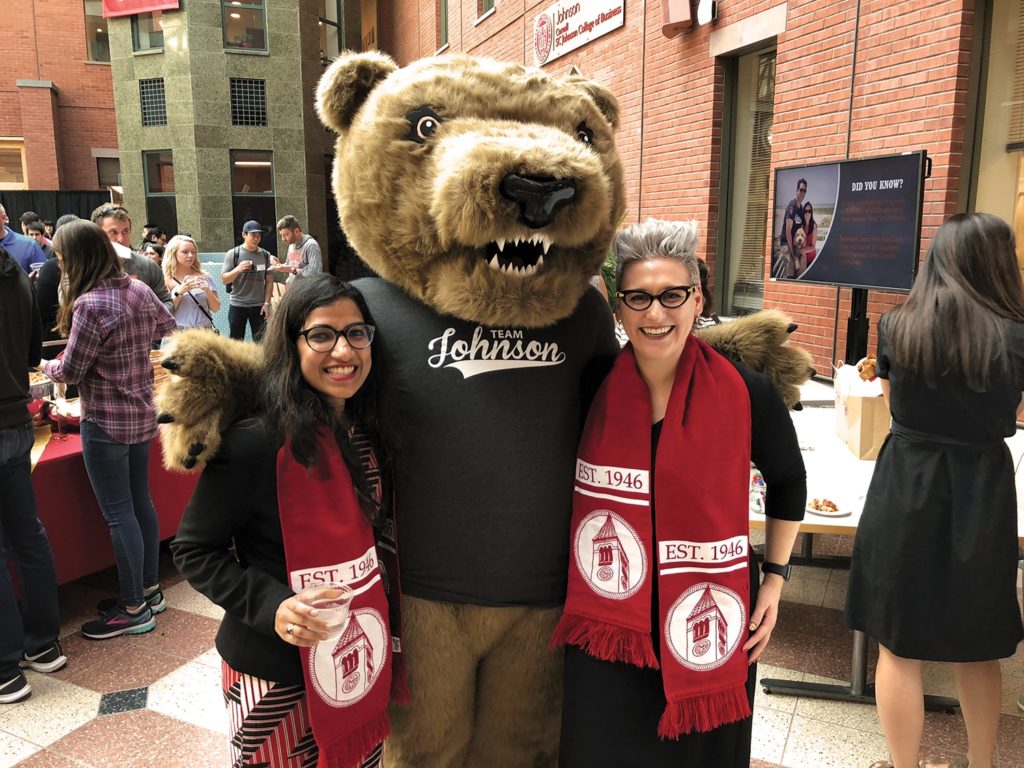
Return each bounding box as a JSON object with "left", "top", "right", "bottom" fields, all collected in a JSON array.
[{"left": 834, "top": 362, "right": 889, "bottom": 460}]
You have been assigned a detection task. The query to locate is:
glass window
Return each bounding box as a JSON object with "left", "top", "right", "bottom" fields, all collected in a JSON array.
[
  {"left": 222, "top": 0, "right": 267, "bottom": 51},
  {"left": 84, "top": 0, "right": 110, "bottom": 62},
  {"left": 132, "top": 12, "right": 165, "bottom": 52},
  {"left": 97, "top": 157, "right": 121, "bottom": 188},
  {"left": 230, "top": 150, "right": 273, "bottom": 195},
  {"left": 0, "top": 142, "right": 26, "bottom": 190},
  {"left": 143, "top": 150, "right": 175, "bottom": 194},
  {"left": 341, "top": 0, "right": 377, "bottom": 51},
  {"left": 320, "top": 0, "right": 340, "bottom": 61},
  {"left": 479, "top": 0, "right": 494, "bottom": 15},
  {"left": 437, "top": 0, "right": 448, "bottom": 48}
]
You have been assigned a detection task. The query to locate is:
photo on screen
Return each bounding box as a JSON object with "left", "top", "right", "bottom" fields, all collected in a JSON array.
[{"left": 770, "top": 152, "right": 927, "bottom": 291}]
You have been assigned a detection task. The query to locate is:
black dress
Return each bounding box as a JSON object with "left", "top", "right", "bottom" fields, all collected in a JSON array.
[
  {"left": 845, "top": 319, "right": 1024, "bottom": 662},
  {"left": 560, "top": 363, "right": 806, "bottom": 768}
]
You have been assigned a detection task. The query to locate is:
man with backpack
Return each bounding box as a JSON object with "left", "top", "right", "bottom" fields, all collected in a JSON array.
[{"left": 221, "top": 220, "right": 274, "bottom": 341}]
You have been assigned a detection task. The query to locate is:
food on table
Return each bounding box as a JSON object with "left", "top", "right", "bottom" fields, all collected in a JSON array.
[{"left": 809, "top": 498, "right": 839, "bottom": 513}]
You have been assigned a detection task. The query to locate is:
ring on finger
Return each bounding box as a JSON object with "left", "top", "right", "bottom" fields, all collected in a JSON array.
[{"left": 286, "top": 623, "right": 294, "bottom": 636}]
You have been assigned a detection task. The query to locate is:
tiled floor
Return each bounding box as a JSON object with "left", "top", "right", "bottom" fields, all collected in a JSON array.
[{"left": 3, "top": 380, "right": 1023, "bottom": 767}]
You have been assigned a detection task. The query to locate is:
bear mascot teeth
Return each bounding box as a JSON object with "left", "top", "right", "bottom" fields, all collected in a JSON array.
[{"left": 155, "top": 52, "right": 812, "bottom": 768}]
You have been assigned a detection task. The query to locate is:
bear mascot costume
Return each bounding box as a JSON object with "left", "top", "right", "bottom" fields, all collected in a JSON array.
[{"left": 156, "top": 52, "right": 812, "bottom": 768}]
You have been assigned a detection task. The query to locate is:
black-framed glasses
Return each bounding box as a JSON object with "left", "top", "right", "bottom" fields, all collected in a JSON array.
[
  {"left": 298, "top": 322, "right": 375, "bottom": 352},
  {"left": 616, "top": 285, "right": 697, "bottom": 311},
  {"left": 797, "top": 186, "right": 807, "bottom": 192}
]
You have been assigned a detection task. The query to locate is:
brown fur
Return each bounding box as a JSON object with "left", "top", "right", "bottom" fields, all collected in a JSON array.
[
  {"left": 154, "top": 330, "right": 263, "bottom": 471},
  {"left": 695, "top": 310, "right": 815, "bottom": 407},
  {"left": 317, "top": 53, "right": 625, "bottom": 328}
]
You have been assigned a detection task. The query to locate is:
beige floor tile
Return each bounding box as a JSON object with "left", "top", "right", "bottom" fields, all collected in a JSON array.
[
  {"left": 751, "top": 705, "right": 792, "bottom": 764},
  {"left": 147, "top": 661, "right": 228, "bottom": 734},
  {"left": 920, "top": 662, "right": 957, "bottom": 700},
  {"left": 782, "top": 714, "right": 889, "bottom": 767},
  {"left": 0, "top": 731, "right": 42, "bottom": 768},
  {"left": 781, "top": 576, "right": 828, "bottom": 607},
  {"left": 162, "top": 581, "right": 225, "bottom": 621},
  {"left": 191, "top": 647, "right": 223, "bottom": 670},
  {"left": 791, "top": 564, "right": 832, "bottom": 584},
  {"left": 0, "top": 674, "right": 101, "bottom": 748},
  {"left": 794, "top": 692, "right": 883, "bottom": 734},
  {"left": 755, "top": 663, "right": 803, "bottom": 714},
  {"left": 821, "top": 569, "right": 848, "bottom": 610}
]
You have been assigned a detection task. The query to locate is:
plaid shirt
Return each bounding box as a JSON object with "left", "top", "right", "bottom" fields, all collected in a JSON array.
[{"left": 43, "top": 275, "right": 177, "bottom": 444}]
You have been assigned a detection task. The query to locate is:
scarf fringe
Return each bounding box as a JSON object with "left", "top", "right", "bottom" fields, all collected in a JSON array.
[
  {"left": 657, "top": 685, "right": 751, "bottom": 738},
  {"left": 551, "top": 612, "right": 659, "bottom": 669},
  {"left": 320, "top": 709, "right": 391, "bottom": 768}
]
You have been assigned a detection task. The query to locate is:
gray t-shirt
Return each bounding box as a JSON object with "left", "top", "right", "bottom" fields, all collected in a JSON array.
[
  {"left": 355, "top": 278, "right": 619, "bottom": 607},
  {"left": 223, "top": 246, "right": 272, "bottom": 307}
]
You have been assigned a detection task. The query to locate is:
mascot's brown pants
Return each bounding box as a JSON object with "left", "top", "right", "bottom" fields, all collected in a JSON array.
[{"left": 386, "top": 595, "right": 563, "bottom": 768}]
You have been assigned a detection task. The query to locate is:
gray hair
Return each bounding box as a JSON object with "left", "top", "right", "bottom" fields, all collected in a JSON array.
[{"left": 614, "top": 218, "right": 701, "bottom": 289}]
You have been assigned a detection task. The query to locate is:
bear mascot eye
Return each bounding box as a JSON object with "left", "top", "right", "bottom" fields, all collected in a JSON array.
[
  {"left": 575, "top": 121, "right": 595, "bottom": 146},
  {"left": 406, "top": 107, "right": 444, "bottom": 143}
]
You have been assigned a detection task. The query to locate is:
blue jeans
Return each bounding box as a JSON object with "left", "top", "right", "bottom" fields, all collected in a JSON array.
[
  {"left": 228, "top": 304, "right": 266, "bottom": 341},
  {"left": 0, "top": 423, "right": 60, "bottom": 676},
  {"left": 79, "top": 421, "right": 160, "bottom": 607}
]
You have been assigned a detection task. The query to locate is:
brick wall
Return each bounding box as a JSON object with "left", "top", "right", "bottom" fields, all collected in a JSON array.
[
  {"left": 2, "top": 0, "right": 116, "bottom": 191},
  {"left": 382, "top": 0, "right": 974, "bottom": 375}
]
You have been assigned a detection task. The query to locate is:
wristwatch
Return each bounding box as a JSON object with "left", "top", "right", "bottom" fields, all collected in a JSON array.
[
  {"left": 761, "top": 561, "right": 792, "bottom": 581},
  {"left": 171, "top": 288, "right": 181, "bottom": 299}
]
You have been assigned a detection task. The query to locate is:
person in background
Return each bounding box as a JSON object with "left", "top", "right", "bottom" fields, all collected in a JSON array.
[
  {"left": 0, "top": 244, "right": 66, "bottom": 705},
  {"left": 25, "top": 221, "right": 55, "bottom": 261},
  {"left": 143, "top": 242, "right": 165, "bottom": 268},
  {"left": 41, "top": 221, "right": 177, "bottom": 640},
  {"left": 222, "top": 220, "right": 274, "bottom": 341},
  {"left": 18, "top": 212, "right": 41, "bottom": 237},
  {"left": 0, "top": 205, "right": 46, "bottom": 273},
  {"left": 555, "top": 219, "right": 804, "bottom": 768},
  {"left": 35, "top": 216, "right": 80, "bottom": 347},
  {"left": 276, "top": 215, "right": 323, "bottom": 282},
  {"left": 172, "top": 276, "right": 394, "bottom": 768},
  {"left": 163, "top": 235, "right": 220, "bottom": 331},
  {"left": 43, "top": 221, "right": 54, "bottom": 239},
  {"left": 847, "top": 213, "right": 1024, "bottom": 768},
  {"left": 90, "top": 204, "right": 173, "bottom": 313},
  {"left": 801, "top": 202, "right": 818, "bottom": 271}
]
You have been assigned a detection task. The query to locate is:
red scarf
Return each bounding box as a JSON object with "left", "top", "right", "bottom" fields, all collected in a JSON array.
[
  {"left": 552, "top": 336, "right": 752, "bottom": 737},
  {"left": 277, "top": 427, "right": 397, "bottom": 768}
]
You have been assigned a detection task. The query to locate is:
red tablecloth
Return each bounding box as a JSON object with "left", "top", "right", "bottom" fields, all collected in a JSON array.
[{"left": 30, "top": 428, "right": 198, "bottom": 585}]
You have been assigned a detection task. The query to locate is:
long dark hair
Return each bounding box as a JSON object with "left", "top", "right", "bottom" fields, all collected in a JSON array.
[
  {"left": 261, "top": 275, "right": 388, "bottom": 520},
  {"left": 884, "top": 212, "right": 1024, "bottom": 391},
  {"left": 52, "top": 220, "right": 124, "bottom": 337},
  {"left": 802, "top": 202, "right": 815, "bottom": 234}
]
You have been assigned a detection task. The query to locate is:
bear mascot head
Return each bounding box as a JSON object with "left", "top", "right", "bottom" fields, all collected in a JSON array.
[{"left": 316, "top": 51, "right": 625, "bottom": 328}]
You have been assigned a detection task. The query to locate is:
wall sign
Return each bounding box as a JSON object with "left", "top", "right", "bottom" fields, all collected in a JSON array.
[
  {"left": 533, "top": 0, "right": 625, "bottom": 66},
  {"left": 102, "top": 0, "right": 180, "bottom": 19}
]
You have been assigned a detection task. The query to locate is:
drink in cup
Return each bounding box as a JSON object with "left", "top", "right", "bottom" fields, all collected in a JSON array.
[{"left": 299, "top": 582, "right": 353, "bottom": 641}]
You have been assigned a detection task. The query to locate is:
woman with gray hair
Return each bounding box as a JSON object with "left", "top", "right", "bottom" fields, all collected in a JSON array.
[{"left": 554, "top": 218, "right": 805, "bottom": 766}]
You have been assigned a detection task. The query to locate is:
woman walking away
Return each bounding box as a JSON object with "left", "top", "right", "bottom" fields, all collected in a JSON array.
[
  {"left": 172, "top": 275, "right": 400, "bottom": 768},
  {"left": 42, "top": 220, "right": 177, "bottom": 639},
  {"left": 847, "top": 213, "right": 1024, "bottom": 768}
]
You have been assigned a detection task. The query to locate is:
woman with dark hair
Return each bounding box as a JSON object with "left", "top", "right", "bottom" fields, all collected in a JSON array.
[
  {"left": 40, "top": 220, "right": 177, "bottom": 639},
  {"left": 172, "top": 275, "right": 397, "bottom": 768},
  {"left": 847, "top": 213, "right": 1024, "bottom": 768},
  {"left": 555, "top": 219, "right": 805, "bottom": 767},
  {"left": 801, "top": 202, "right": 817, "bottom": 270}
]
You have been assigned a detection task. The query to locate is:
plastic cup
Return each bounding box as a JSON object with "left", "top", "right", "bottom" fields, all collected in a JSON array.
[
  {"left": 30, "top": 262, "right": 45, "bottom": 271},
  {"left": 298, "top": 582, "right": 353, "bottom": 640}
]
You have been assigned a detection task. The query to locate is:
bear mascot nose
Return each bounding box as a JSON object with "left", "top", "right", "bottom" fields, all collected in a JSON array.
[{"left": 499, "top": 173, "right": 577, "bottom": 229}]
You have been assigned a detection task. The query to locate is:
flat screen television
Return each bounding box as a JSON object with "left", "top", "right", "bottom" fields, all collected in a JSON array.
[{"left": 770, "top": 151, "right": 927, "bottom": 291}]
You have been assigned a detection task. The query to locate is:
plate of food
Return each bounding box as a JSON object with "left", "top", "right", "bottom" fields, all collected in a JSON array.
[
  {"left": 28, "top": 370, "right": 53, "bottom": 400},
  {"left": 806, "top": 497, "right": 850, "bottom": 518}
]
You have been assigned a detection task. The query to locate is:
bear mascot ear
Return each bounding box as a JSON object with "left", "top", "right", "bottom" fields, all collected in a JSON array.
[
  {"left": 316, "top": 50, "right": 399, "bottom": 134},
  {"left": 566, "top": 75, "right": 620, "bottom": 129}
]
